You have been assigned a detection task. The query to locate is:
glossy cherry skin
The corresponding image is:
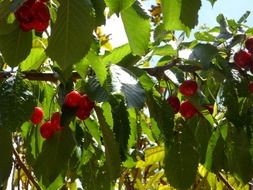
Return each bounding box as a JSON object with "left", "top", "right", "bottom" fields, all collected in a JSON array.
[
  {"left": 179, "top": 80, "right": 198, "bottom": 96},
  {"left": 31, "top": 107, "right": 44, "bottom": 124},
  {"left": 245, "top": 37, "right": 253, "bottom": 54},
  {"left": 234, "top": 50, "right": 252, "bottom": 68},
  {"left": 40, "top": 121, "right": 54, "bottom": 139},
  {"left": 167, "top": 96, "right": 180, "bottom": 113},
  {"left": 64, "top": 90, "right": 81, "bottom": 108},
  {"left": 76, "top": 95, "right": 95, "bottom": 120},
  {"left": 179, "top": 100, "right": 198, "bottom": 119},
  {"left": 51, "top": 112, "right": 63, "bottom": 131}
]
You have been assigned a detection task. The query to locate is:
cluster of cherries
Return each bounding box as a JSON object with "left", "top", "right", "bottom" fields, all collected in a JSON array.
[
  {"left": 167, "top": 80, "right": 213, "bottom": 119},
  {"left": 234, "top": 37, "right": 253, "bottom": 92},
  {"left": 31, "top": 90, "right": 95, "bottom": 139},
  {"left": 15, "top": 0, "right": 50, "bottom": 32}
]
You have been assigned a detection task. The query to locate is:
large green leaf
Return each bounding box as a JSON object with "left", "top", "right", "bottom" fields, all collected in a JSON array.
[
  {"left": 160, "top": 0, "right": 190, "bottom": 35},
  {"left": 0, "top": 76, "right": 36, "bottom": 131},
  {"left": 20, "top": 47, "right": 47, "bottom": 71},
  {"left": 102, "top": 44, "right": 131, "bottom": 65},
  {"left": 146, "top": 92, "right": 174, "bottom": 144},
  {"left": 0, "top": 26, "right": 32, "bottom": 67},
  {"left": 180, "top": 0, "right": 201, "bottom": 29},
  {"left": 110, "top": 64, "right": 146, "bottom": 109},
  {"left": 226, "top": 127, "right": 253, "bottom": 183},
  {"left": 121, "top": 2, "right": 150, "bottom": 56},
  {"left": 104, "top": 0, "right": 135, "bottom": 14},
  {"left": 110, "top": 95, "right": 130, "bottom": 161},
  {"left": 46, "top": 0, "right": 94, "bottom": 74},
  {"left": 164, "top": 124, "right": 199, "bottom": 190},
  {"left": 91, "top": 0, "right": 106, "bottom": 26},
  {"left": 95, "top": 107, "right": 121, "bottom": 181},
  {"left": 0, "top": 127, "right": 12, "bottom": 186},
  {"left": 190, "top": 43, "right": 218, "bottom": 69},
  {"left": 33, "top": 127, "right": 75, "bottom": 187}
]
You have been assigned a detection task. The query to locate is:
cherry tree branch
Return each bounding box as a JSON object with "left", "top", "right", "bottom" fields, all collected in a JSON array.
[{"left": 12, "top": 147, "right": 42, "bottom": 190}]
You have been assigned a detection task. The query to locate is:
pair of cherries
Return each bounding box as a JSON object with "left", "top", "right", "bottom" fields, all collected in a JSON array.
[
  {"left": 167, "top": 80, "right": 213, "bottom": 119},
  {"left": 15, "top": 0, "right": 50, "bottom": 32}
]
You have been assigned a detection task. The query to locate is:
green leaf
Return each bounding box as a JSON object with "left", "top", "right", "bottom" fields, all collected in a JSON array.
[
  {"left": 153, "top": 44, "right": 177, "bottom": 56},
  {"left": 89, "top": 51, "right": 107, "bottom": 86},
  {"left": 95, "top": 107, "right": 121, "bottom": 181},
  {"left": 46, "top": 0, "right": 94, "bottom": 75},
  {"left": 121, "top": 2, "right": 150, "bottom": 56},
  {"left": 190, "top": 44, "right": 218, "bottom": 69},
  {"left": 164, "top": 124, "right": 199, "bottom": 190},
  {"left": 207, "top": 0, "right": 217, "bottom": 6},
  {"left": 110, "top": 64, "right": 146, "bottom": 109},
  {"left": 127, "top": 108, "right": 137, "bottom": 148},
  {"left": 20, "top": 47, "right": 47, "bottom": 71},
  {"left": 136, "top": 146, "right": 165, "bottom": 168},
  {"left": 195, "top": 119, "right": 212, "bottom": 164},
  {"left": 194, "top": 31, "right": 216, "bottom": 42},
  {"left": 104, "top": 0, "right": 135, "bottom": 14},
  {"left": 91, "top": 0, "right": 106, "bottom": 26},
  {"left": 180, "top": 0, "right": 201, "bottom": 29},
  {"left": 110, "top": 95, "right": 130, "bottom": 161},
  {"left": 226, "top": 127, "right": 253, "bottom": 183},
  {"left": 146, "top": 92, "right": 174, "bottom": 144},
  {"left": 86, "top": 77, "right": 109, "bottom": 102},
  {"left": 205, "top": 130, "right": 228, "bottom": 172},
  {"left": 0, "top": 26, "right": 32, "bottom": 67},
  {"left": 0, "top": 76, "right": 36, "bottom": 131},
  {"left": 160, "top": 0, "right": 190, "bottom": 35},
  {"left": 0, "top": 127, "right": 12, "bottom": 186},
  {"left": 102, "top": 44, "right": 131, "bottom": 65},
  {"left": 33, "top": 127, "right": 76, "bottom": 187}
]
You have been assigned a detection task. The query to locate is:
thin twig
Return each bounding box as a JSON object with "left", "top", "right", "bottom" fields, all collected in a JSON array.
[
  {"left": 12, "top": 148, "right": 42, "bottom": 190},
  {"left": 217, "top": 172, "right": 235, "bottom": 190}
]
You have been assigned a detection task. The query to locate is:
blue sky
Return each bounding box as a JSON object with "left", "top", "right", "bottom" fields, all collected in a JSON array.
[{"left": 199, "top": 0, "right": 253, "bottom": 26}]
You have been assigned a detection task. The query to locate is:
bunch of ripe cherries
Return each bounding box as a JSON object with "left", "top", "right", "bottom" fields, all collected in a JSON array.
[
  {"left": 15, "top": 0, "right": 50, "bottom": 32},
  {"left": 30, "top": 91, "right": 95, "bottom": 139}
]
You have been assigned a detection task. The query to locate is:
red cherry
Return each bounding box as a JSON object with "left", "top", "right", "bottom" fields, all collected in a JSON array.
[
  {"left": 31, "top": 2, "right": 50, "bottom": 32},
  {"left": 31, "top": 107, "right": 44, "bottom": 124},
  {"left": 40, "top": 121, "right": 54, "bottom": 139},
  {"left": 79, "top": 95, "right": 95, "bottom": 111},
  {"left": 64, "top": 90, "right": 81, "bottom": 108},
  {"left": 234, "top": 50, "right": 252, "bottom": 68},
  {"left": 179, "top": 100, "right": 198, "bottom": 119},
  {"left": 249, "top": 82, "right": 253, "bottom": 93},
  {"left": 202, "top": 104, "right": 213, "bottom": 115},
  {"left": 245, "top": 37, "right": 253, "bottom": 54},
  {"left": 179, "top": 80, "right": 198, "bottom": 96},
  {"left": 167, "top": 96, "right": 180, "bottom": 113},
  {"left": 51, "top": 112, "right": 63, "bottom": 131},
  {"left": 76, "top": 109, "right": 91, "bottom": 120}
]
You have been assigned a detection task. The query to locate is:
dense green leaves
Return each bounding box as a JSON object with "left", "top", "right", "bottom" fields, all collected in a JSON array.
[
  {"left": 121, "top": 2, "right": 150, "bottom": 55},
  {"left": 0, "top": 76, "right": 36, "bottom": 131},
  {"left": 46, "top": 0, "right": 94, "bottom": 75}
]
